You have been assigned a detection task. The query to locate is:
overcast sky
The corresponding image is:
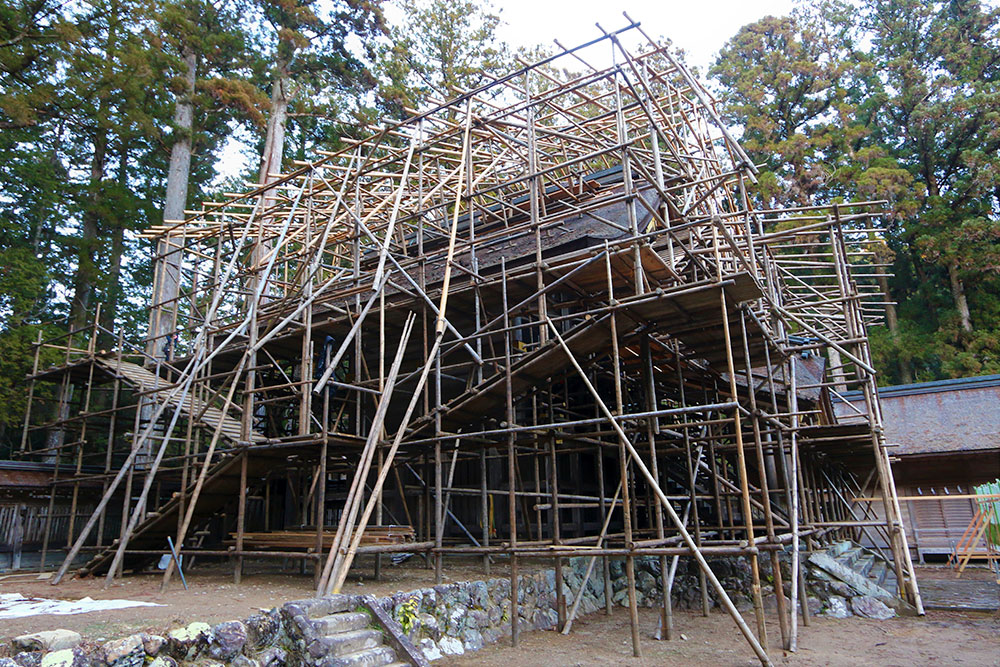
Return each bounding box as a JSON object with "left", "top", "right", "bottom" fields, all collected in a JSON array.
[
  {"left": 218, "top": 1, "right": 797, "bottom": 181},
  {"left": 492, "top": 0, "right": 798, "bottom": 72}
]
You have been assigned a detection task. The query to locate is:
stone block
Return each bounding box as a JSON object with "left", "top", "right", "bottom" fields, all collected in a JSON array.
[
  {"left": 436, "top": 636, "right": 463, "bottom": 657},
  {"left": 850, "top": 595, "right": 895, "bottom": 620},
  {"left": 14, "top": 631, "right": 82, "bottom": 653},
  {"left": 460, "top": 628, "right": 483, "bottom": 652},
  {"left": 246, "top": 612, "right": 281, "bottom": 649},
  {"left": 12, "top": 652, "right": 42, "bottom": 667},
  {"left": 142, "top": 635, "right": 166, "bottom": 657},
  {"left": 39, "top": 650, "right": 75, "bottom": 667},
  {"left": 255, "top": 647, "right": 287, "bottom": 667},
  {"left": 417, "top": 639, "right": 441, "bottom": 662},
  {"left": 102, "top": 635, "right": 144, "bottom": 667},
  {"left": 316, "top": 612, "right": 369, "bottom": 636},
  {"left": 415, "top": 613, "right": 440, "bottom": 641},
  {"left": 822, "top": 595, "right": 851, "bottom": 618},
  {"left": 165, "top": 622, "right": 211, "bottom": 660},
  {"left": 206, "top": 621, "right": 247, "bottom": 661},
  {"left": 39, "top": 648, "right": 91, "bottom": 667}
]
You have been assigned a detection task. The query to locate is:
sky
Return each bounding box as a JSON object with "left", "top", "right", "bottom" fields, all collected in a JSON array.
[
  {"left": 492, "top": 0, "right": 798, "bottom": 72},
  {"left": 217, "top": 0, "right": 797, "bottom": 182}
]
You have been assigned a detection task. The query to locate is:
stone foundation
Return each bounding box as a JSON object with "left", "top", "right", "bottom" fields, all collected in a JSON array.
[{"left": 2, "top": 551, "right": 896, "bottom": 666}]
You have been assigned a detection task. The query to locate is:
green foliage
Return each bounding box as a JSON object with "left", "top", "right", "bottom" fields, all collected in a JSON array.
[
  {"left": 712, "top": 0, "right": 1000, "bottom": 386},
  {"left": 374, "top": 0, "right": 509, "bottom": 117},
  {"left": 0, "top": 0, "right": 387, "bottom": 452},
  {"left": 233, "top": 0, "right": 386, "bottom": 166},
  {"left": 0, "top": 0, "right": 81, "bottom": 129}
]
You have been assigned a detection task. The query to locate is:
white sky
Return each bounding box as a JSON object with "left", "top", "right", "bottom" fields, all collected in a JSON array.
[
  {"left": 493, "top": 0, "right": 798, "bottom": 72},
  {"left": 216, "top": 0, "right": 796, "bottom": 182}
]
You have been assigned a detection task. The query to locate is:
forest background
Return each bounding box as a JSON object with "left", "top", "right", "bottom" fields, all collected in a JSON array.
[{"left": 1, "top": 0, "right": 999, "bottom": 454}]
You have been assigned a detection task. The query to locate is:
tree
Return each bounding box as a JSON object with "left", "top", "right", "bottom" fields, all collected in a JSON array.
[
  {"left": 0, "top": 0, "right": 82, "bottom": 330},
  {"left": 710, "top": 5, "right": 916, "bottom": 210},
  {"left": 250, "top": 0, "right": 384, "bottom": 183},
  {"left": 713, "top": 1, "right": 1000, "bottom": 384},
  {"left": 861, "top": 0, "right": 1000, "bottom": 379},
  {"left": 0, "top": 0, "right": 80, "bottom": 129},
  {"left": 50, "top": 0, "right": 173, "bottom": 333},
  {"left": 376, "top": 0, "right": 509, "bottom": 117},
  {"left": 149, "top": 0, "right": 257, "bottom": 357},
  {"left": 711, "top": 5, "right": 920, "bottom": 382}
]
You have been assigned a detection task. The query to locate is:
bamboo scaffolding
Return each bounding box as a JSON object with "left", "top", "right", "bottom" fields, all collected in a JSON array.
[{"left": 14, "top": 22, "right": 923, "bottom": 667}]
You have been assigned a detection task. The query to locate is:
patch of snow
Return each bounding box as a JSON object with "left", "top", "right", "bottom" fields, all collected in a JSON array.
[{"left": 0, "top": 593, "right": 162, "bottom": 619}]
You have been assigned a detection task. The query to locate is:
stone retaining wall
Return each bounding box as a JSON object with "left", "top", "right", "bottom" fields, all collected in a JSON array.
[{"left": 2, "top": 552, "right": 896, "bottom": 667}]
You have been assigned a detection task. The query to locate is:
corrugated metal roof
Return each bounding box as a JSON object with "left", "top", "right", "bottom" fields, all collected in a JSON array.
[{"left": 837, "top": 373, "right": 1000, "bottom": 401}]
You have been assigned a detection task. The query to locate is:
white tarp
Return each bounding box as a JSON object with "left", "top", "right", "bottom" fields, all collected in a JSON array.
[{"left": 0, "top": 593, "right": 161, "bottom": 619}]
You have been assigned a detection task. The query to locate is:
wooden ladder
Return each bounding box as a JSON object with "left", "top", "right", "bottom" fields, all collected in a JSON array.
[{"left": 949, "top": 502, "right": 999, "bottom": 577}]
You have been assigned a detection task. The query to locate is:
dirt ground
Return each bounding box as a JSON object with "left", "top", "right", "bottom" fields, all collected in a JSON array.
[
  {"left": 445, "top": 606, "right": 1000, "bottom": 667},
  {"left": 0, "top": 557, "right": 535, "bottom": 642},
  {"left": 447, "top": 565, "right": 1000, "bottom": 666},
  {"left": 2, "top": 559, "right": 998, "bottom": 666}
]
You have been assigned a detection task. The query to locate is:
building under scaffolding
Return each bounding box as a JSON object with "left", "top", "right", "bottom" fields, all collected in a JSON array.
[{"left": 14, "top": 22, "right": 922, "bottom": 666}]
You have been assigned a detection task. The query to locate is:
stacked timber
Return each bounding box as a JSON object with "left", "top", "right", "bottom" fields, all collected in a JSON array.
[{"left": 229, "top": 526, "right": 415, "bottom": 551}]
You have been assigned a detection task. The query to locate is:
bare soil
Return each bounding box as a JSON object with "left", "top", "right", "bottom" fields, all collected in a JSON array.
[
  {"left": 445, "top": 606, "right": 1000, "bottom": 667},
  {"left": 2, "top": 559, "right": 998, "bottom": 666},
  {"left": 0, "top": 558, "right": 537, "bottom": 642}
]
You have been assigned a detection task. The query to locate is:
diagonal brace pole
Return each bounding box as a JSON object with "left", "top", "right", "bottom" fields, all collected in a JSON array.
[{"left": 545, "top": 318, "right": 773, "bottom": 667}]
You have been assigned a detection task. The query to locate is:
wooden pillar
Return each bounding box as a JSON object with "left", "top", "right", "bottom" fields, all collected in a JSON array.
[
  {"left": 434, "top": 441, "right": 443, "bottom": 584},
  {"left": 642, "top": 338, "right": 671, "bottom": 639},
  {"left": 607, "top": 251, "right": 641, "bottom": 658},
  {"left": 787, "top": 354, "right": 803, "bottom": 649},
  {"left": 719, "top": 287, "right": 767, "bottom": 647},
  {"left": 502, "top": 258, "right": 519, "bottom": 647},
  {"left": 596, "top": 440, "right": 612, "bottom": 616},
  {"left": 480, "top": 448, "right": 491, "bottom": 576},
  {"left": 675, "top": 344, "right": 710, "bottom": 617},
  {"left": 550, "top": 436, "right": 565, "bottom": 627},
  {"left": 739, "top": 309, "right": 789, "bottom": 647},
  {"left": 235, "top": 452, "right": 248, "bottom": 583}
]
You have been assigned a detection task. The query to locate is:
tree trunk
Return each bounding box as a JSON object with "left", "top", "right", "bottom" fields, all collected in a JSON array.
[
  {"left": 101, "top": 142, "right": 130, "bottom": 338},
  {"left": 827, "top": 347, "right": 847, "bottom": 393},
  {"left": 259, "top": 68, "right": 291, "bottom": 187},
  {"left": 877, "top": 275, "right": 899, "bottom": 333},
  {"left": 32, "top": 134, "right": 63, "bottom": 256},
  {"left": 251, "top": 65, "right": 292, "bottom": 304},
  {"left": 70, "top": 2, "right": 120, "bottom": 332},
  {"left": 948, "top": 261, "right": 973, "bottom": 333},
  {"left": 148, "top": 46, "right": 197, "bottom": 361},
  {"left": 876, "top": 274, "right": 912, "bottom": 383},
  {"left": 69, "top": 133, "right": 107, "bottom": 330}
]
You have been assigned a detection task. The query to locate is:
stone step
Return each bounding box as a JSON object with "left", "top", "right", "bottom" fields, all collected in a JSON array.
[
  {"left": 869, "top": 560, "right": 889, "bottom": 587},
  {"left": 327, "top": 645, "right": 398, "bottom": 667},
  {"left": 326, "top": 629, "right": 383, "bottom": 657},
  {"left": 808, "top": 550, "right": 918, "bottom": 616},
  {"left": 837, "top": 547, "right": 863, "bottom": 568},
  {"left": 827, "top": 540, "right": 854, "bottom": 557},
  {"left": 856, "top": 554, "right": 875, "bottom": 577},
  {"left": 317, "top": 612, "right": 371, "bottom": 635}
]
